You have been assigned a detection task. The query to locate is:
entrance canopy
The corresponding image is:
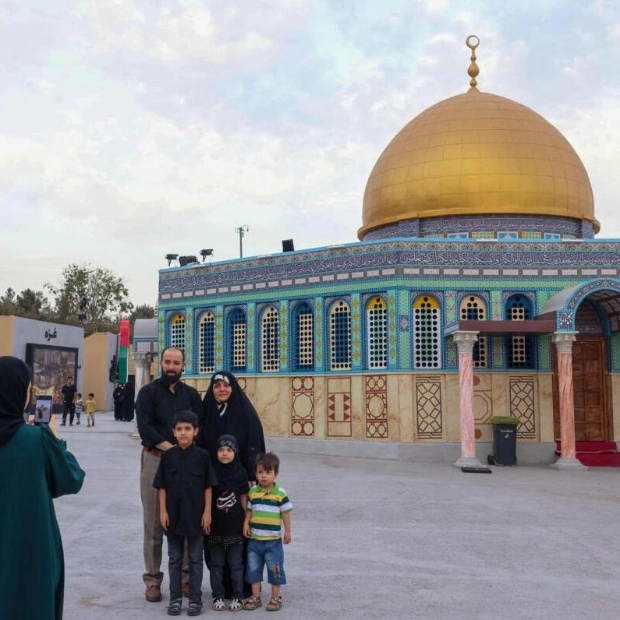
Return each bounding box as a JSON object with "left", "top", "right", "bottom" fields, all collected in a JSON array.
[{"left": 539, "top": 278, "right": 620, "bottom": 333}]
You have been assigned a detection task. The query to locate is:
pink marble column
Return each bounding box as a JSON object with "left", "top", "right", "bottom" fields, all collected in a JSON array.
[
  {"left": 453, "top": 331, "right": 484, "bottom": 468},
  {"left": 551, "top": 332, "right": 586, "bottom": 471}
]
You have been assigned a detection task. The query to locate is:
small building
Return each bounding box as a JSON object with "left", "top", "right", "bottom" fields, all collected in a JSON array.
[{"left": 0, "top": 315, "right": 84, "bottom": 413}]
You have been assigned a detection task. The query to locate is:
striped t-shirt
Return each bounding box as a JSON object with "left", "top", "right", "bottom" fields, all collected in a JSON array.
[{"left": 247, "top": 483, "right": 293, "bottom": 541}]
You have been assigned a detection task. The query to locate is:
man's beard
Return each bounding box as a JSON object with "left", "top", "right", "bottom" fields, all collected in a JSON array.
[{"left": 160, "top": 370, "right": 182, "bottom": 385}]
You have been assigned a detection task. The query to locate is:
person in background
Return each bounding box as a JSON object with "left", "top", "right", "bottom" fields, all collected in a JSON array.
[
  {"left": 60, "top": 375, "right": 77, "bottom": 426},
  {"left": 113, "top": 383, "right": 125, "bottom": 421},
  {"left": 85, "top": 393, "right": 97, "bottom": 427},
  {"left": 75, "top": 392, "right": 84, "bottom": 425},
  {"left": 0, "top": 356, "right": 85, "bottom": 620},
  {"left": 136, "top": 346, "right": 203, "bottom": 604}
]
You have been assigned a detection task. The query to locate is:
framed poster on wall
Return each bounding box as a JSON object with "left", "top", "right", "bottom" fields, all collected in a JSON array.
[{"left": 25, "top": 344, "right": 78, "bottom": 413}]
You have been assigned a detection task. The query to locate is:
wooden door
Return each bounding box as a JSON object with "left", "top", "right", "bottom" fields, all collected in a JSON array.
[{"left": 553, "top": 337, "right": 609, "bottom": 441}]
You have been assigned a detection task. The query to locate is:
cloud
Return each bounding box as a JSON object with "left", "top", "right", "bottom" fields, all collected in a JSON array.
[{"left": 1, "top": 0, "right": 620, "bottom": 307}]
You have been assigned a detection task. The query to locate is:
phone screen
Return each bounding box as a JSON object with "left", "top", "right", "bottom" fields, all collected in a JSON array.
[{"left": 34, "top": 396, "right": 53, "bottom": 424}]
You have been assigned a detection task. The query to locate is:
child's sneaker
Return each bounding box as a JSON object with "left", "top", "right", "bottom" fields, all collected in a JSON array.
[
  {"left": 167, "top": 599, "right": 182, "bottom": 616},
  {"left": 188, "top": 600, "right": 203, "bottom": 616}
]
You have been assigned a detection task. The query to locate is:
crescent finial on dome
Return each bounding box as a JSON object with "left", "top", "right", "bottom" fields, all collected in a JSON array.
[{"left": 466, "top": 35, "right": 480, "bottom": 91}]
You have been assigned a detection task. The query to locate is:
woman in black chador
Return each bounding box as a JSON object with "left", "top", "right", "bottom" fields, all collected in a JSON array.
[
  {"left": 198, "top": 370, "right": 265, "bottom": 599},
  {"left": 112, "top": 383, "right": 125, "bottom": 421},
  {"left": 198, "top": 371, "right": 265, "bottom": 481}
]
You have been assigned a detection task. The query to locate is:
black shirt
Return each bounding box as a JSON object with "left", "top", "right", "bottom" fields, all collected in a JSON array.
[
  {"left": 210, "top": 481, "right": 249, "bottom": 539},
  {"left": 136, "top": 379, "right": 202, "bottom": 448},
  {"left": 61, "top": 384, "right": 77, "bottom": 405},
  {"left": 153, "top": 443, "right": 217, "bottom": 537}
]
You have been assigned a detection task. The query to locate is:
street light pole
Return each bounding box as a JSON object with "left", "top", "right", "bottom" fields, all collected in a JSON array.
[{"left": 234, "top": 225, "right": 249, "bottom": 258}]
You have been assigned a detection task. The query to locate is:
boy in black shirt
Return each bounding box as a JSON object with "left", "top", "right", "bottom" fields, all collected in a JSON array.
[
  {"left": 154, "top": 411, "right": 217, "bottom": 616},
  {"left": 207, "top": 435, "right": 249, "bottom": 611}
]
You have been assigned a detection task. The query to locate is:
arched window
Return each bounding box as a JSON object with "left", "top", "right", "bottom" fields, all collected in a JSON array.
[
  {"left": 261, "top": 306, "right": 280, "bottom": 372},
  {"left": 366, "top": 296, "right": 387, "bottom": 369},
  {"left": 169, "top": 313, "right": 185, "bottom": 351},
  {"left": 292, "top": 302, "right": 313, "bottom": 371},
  {"left": 329, "top": 300, "right": 351, "bottom": 370},
  {"left": 198, "top": 311, "right": 215, "bottom": 374},
  {"left": 413, "top": 295, "right": 441, "bottom": 369},
  {"left": 460, "top": 295, "right": 487, "bottom": 368},
  {"left": 227, "top": 308, "right": 247, "bottom": 372},
  {"left": 505, "top": 294, "right": 534, "bottom": 368}
]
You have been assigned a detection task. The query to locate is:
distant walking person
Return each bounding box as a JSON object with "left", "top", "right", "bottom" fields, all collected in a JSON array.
[
  {"left": 136, "top": 346, "right": 203, "bottom": 604},
  {"left": 113, "top": 383, "right": 125, "bottom": 421},
  {"left": 60, "top": 375, "right": 77, "bottom": 426},
  {"left": 0, "top": 356, "right": 85, "bottom": 620}
]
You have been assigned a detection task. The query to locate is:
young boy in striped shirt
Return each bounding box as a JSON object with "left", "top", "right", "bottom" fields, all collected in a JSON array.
[{"left": 242, "top": 452, "right": 293, "bottom": 612}]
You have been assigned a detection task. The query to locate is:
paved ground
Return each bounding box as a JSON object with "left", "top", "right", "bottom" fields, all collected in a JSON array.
[{"left": 56, "top": 411, "right": 620, "bottom": 620}]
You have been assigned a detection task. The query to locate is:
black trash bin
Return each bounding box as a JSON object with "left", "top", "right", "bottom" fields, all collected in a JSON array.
[{"left": 487, "top": 416, "right": 520, "bottom": 466}]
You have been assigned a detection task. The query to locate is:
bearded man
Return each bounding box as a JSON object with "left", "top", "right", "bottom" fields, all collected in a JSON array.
[{"left": 136, "top": 346, "right": 202, "bottom": 603}]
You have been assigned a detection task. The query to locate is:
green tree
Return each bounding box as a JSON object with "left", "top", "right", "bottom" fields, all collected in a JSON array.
[
  {"left": 15, "top": 288, "right": 52, "bottom": 319},
  {"left": 130, "top": 304, "right": 156, "bottom": 321},
  {"left": 0, "top": 287, "right": 17, "bottom": 316},
  {"left": 47, "top": 264, "right": 134, "bottom": 333}
]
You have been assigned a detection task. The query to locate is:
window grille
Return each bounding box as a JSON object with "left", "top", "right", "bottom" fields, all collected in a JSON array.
[
  {"left": 506, "top": 295, "right": 533, "bottom": 368},
  {"left": 293, "top": 303, "right": 313, "bottom": 370},
  {"left": 198, "top": 312, "right": 215, "bottom": 374},
  {"left": 261, "top": 306, "right": 280, "bottom": 372},
  {"left": 367, "top": 296, "right": 387, "bottom": 369},
  {"left": 169, "top": 313, "right": 185, "bottom": 351},
  {"left": 330, "top": 301, "right": 351, "bottom": 370},
  {"left": 413, "top": 296, "right": 441, "bottom": 369},
  {"left": 228, "top": 309, "right": 246, "bottom": 371},
  {"left": 460, "top": 295, "right": 487, "bottom": 368}
]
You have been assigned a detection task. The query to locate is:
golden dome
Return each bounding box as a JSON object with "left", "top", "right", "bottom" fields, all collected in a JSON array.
[{"left": 359, "top": 88, "right": 598, "bottom": 239}]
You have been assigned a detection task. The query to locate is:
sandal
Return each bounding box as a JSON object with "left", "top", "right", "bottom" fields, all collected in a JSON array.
[
  {"left": 229, "top": 598, "right": 243, "bottom": 612},
  {"left": 167, "top": 599, "right": 182, "bottom": 616},
  {"left": 243, "top": 596, "right": 262, "bottom": 611},
  {"left": 212, "top": 597, "right": 225, "bottom": 611},
  {"left": 266, "top": 597, "right": 283, "bottom": 612}
]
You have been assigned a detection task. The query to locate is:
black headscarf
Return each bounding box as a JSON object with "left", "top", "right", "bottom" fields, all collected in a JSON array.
[
  {"left": 199, "top": 370, "right": 265, "bottom": 478},
  {"left": 213, "top": 434, "right": 249, "bottom": 490},
  {"left": 0, "top": 356, "right": 32, "bottom": 448}
]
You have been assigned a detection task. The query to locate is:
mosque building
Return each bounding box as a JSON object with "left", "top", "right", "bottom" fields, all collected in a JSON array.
[{"left": 153, "top": 37, "right": 620, "bottom": 469}]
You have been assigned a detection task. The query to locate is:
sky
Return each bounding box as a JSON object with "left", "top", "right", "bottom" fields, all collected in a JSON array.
[{"left": 1, "top": 0, "right": 620, "bottom": 307}]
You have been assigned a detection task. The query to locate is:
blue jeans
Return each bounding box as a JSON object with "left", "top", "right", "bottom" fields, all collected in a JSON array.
[
  {"left": 167, "top": 534, "right": 203, "bottom": 602},
  {"left": 246, "top": 538, "right": 286, "bottom": 586},
  {"left": 209, "top": 541, "right": 244, "bottom": 599}
]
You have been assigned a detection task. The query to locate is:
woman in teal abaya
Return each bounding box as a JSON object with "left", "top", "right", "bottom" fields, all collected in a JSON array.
[{"left": 0, "top": 356, "right": 85, "bottom": 620}]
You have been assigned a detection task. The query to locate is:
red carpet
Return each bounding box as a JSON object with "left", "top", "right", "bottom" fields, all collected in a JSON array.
[{"left": 555, "top": 441, "right": 620, "bottom": 467}]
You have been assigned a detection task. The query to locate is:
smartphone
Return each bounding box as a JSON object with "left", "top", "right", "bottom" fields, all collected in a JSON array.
[{"left": 34, "top": 395, "right": 53, "bottom": 424}]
